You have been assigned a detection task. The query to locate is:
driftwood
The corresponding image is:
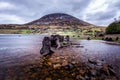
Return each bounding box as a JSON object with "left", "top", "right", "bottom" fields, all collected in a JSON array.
[{"left": 40, "top": 37, "right": 54, "bottom": 56}]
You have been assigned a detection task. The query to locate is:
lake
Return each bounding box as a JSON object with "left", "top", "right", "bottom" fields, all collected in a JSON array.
[
  {"left": 0, "top": 34, "right": 47, "bottom": 67},
  {"left": 0, "top": 34, "right": 120, "bottom": 73}
]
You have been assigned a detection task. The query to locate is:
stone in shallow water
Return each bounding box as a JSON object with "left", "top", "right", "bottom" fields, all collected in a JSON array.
[
  {"left": 90, "top": 69, "right": 97, "bottom": 76},
  {"left": 40, "top": 37, "right": 54, "bottom": 56},
  {"left": 76, "top": 75, "right": 84, "bottom": 80},
  {"left": 64, "top": 63, "right": 74, "bottom": 70},
  {"left": 79, "top": 69, "right": 85, "bottom": 76},
  {"left": 45, "top": 77, "right": 52, "bottom": 80},
  {"left": 102, "top": 64, "right": 110, "bottom": 75},
  {"left": 53, "top": 63, "right": 61, "bottom": 69},
  {"left": 64, "top": 77, "right": 72, "bottom": 80},
  {"left": 62, "top": 60, "right": 68, "bottom": 66}
]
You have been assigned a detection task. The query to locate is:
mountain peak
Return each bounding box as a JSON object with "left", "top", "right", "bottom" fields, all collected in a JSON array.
[{"left": 27, "top": 13, "right": 91, "bottom": 26}]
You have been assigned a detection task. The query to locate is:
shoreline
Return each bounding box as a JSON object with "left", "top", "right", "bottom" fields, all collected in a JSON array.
[
  {"left": 0, "top": 40, "right": 119, "bottom": 80},
  {"left": 104, "top": 41, "right": 120, "bottom": 45}
]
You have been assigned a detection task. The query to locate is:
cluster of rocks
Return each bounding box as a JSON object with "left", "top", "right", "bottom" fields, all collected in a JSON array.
[
  {"left": 5, "top": 53, "right": 118, "bottom": 80},
  {"left": 38, "top": 56, "right": 118, "bottom": 80},
  {"left": 40, "top": 35, "right": 70, "bottom": 56},
  {"left": 104, "top": 37, "right": 113, "bottom": 41},
  {"left": 102, "top": 37, "right": 119, "bottom": 41}
]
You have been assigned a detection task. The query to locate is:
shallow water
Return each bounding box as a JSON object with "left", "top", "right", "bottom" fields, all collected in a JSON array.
[
  {"left": 0, "top": 34, "right": 47, "bottom": 67},
  {"left": 0, "top": 35, "right": 120, "bottom": 69},
  {"left": 75, "top": 40, "right": 120, "bottom": 61},
  {"left": 73, "top": 40, "right": 120, "bottom": 76}
]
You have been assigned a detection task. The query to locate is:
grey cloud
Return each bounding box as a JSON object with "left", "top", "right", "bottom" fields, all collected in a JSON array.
[
  {"left": 70, "top": 0, "right": 92, "bottom": 11},
  {"left": 86, "top": 9, "right": 117, "bottom": 21},
  {"left": 0, "top": 0, "right": 92, "bottom": 24},
  {"left": 86, "top": 0, "right": 120, "bottom": 26},
  {"left": 0, "top": 0, "right": 120, "bottom": 26},
  {"left": 108, "top": 0, "right": 120, "bottom": 9}
]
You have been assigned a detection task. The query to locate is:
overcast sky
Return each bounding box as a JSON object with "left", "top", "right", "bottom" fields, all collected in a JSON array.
[{"left": 0, "top": 0, "right": 120, "bottom": 26}]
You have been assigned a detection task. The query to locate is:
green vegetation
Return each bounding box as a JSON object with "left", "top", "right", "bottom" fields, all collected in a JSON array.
[
  {"left": 0, "top": 29, "right": 34, "bottom": 34},
  {"left": 106, "top": 22, "right": 120, "bottom": 34},
  {"left": 0, "top": 29, "right": 19, "bottom": 34},
  {"left": 0, "top": 26, "right": 105, "bottom": 35},
  {"left": 20, "top": 29, "right": 33, "bottom": 34}
]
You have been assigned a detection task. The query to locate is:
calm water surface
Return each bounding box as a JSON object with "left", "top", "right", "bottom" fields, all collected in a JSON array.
[
  {"left": 0, "top": 34, "right": 120, "bottom": 69},
  {"left": 0, "top": 34, "right": 47, "bottom": 67},
  {"left": 74, "top": 40, "right": 120, "bottom": 75}
]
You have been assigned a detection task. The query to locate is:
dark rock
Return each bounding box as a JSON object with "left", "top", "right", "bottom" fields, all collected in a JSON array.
[
  {"left": 108, "top": 37, "right": 113, "bottom": 41},
  {"left": 76, "top": 75, "right": 84, "bottom": 80},
  {"left": 108, "top": 65, "right": 116, "bottom": 76},
  {"left": 30, "top": 67, "right": 37, "bottom": 73},
  {"left": 105, "top": 37, "right": 113, "bottom": 41},
  {"left": 87, "top": 37, "right": 91, "bottom": 40},
  {"left": 102, "top": 38, "right": 104, "bottom": 40},
  {"left": 88, "top": 59, "right": 97, "bottom": 65},
  {"left": 65, "top": 35, "right": 70, "bottom": 42},
  {"left": 105, "top": 37, "right": 109, "bottom": 41},
  {"left": 64, "top": 63, "right": 74, "bottom": 70},
  {"left": 99, "top": 34, "right": 104, "bottom": 37},
  {"left": 116, "top": 37, "right": 119, "bottom": 41},
  {"left": 59, "top": 35, "right": 64, "bottom": 42},
  {"left": 71, "top": 43, "right": 80, "bottom": 45},
  {"left": 75, "top": 46, "right": 84, "bottom": 48},
  {"left": 85, "top": 76, "right": 89, "bottom": 80},
  {"left": 40, "top": 37, "right": 54, "bottom": 56},
  {"left": 51, "top": 35, "right": 63, "bottom": 49},
  {"left": 51, "top": 35, "right": 57, "bottom": 47}
]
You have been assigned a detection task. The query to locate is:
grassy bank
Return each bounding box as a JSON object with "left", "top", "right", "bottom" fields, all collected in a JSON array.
[
  {"left": 0, "top": 29, "right": 34, "bottom": 34},
  {"left": 0, "top": 28, "right": 119, "bottom": 43}
]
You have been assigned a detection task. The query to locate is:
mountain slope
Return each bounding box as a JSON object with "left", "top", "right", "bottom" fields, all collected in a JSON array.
[{"left": 27, "top": 13, "right": 91, "bottom": 26}]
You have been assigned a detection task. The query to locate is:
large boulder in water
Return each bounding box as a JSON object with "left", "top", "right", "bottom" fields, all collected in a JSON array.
[{"left": 40, "top": 37, "right": 54, "bottom": 56}]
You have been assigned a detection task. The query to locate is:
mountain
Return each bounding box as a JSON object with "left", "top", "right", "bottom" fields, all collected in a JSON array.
[
  {"left": 0, "top": 13, "right": 93, "bottom": 29},
  {"left": 27, "top": 13, "right": 92, "bottom": 26}
]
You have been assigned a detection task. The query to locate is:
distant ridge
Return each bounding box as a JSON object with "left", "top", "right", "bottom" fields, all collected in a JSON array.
[{"left": 26, "top": 13, "right": 92, "bottom": 26}]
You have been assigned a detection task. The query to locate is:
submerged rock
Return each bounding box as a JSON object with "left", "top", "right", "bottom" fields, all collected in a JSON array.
[
  {"left": 53, "top": 63, "right": 61, "bottom": 69},
  {"left": 45, "top": 77, "right": 52, "bottom": 80}
]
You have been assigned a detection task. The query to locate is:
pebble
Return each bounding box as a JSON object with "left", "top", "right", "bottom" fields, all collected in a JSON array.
[
  {"left": 45, "top": 77, "right": 52, "bottom": 80},
  {"left": 76, "top": 75, "right": 84, "bottom": 80},
  {"left": 53, "top": 63, "right": 61, "bottom": 69}
]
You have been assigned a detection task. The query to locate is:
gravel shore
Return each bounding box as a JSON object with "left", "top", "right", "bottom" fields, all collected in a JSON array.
[{"left": 0, "top": 43, "right": 119, "bottom": 80}]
